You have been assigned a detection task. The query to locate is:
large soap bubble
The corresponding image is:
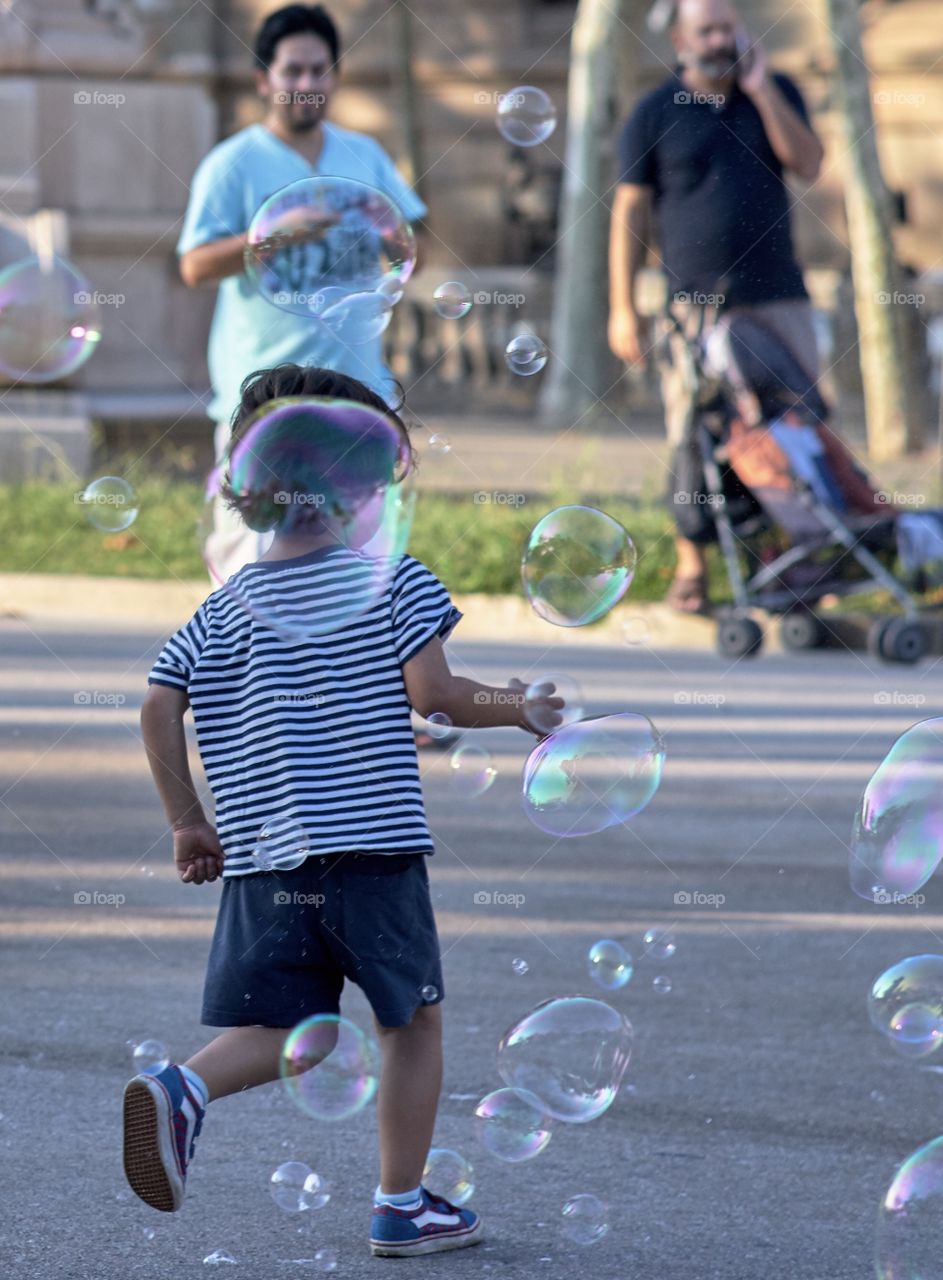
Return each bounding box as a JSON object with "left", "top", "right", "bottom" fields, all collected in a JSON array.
[
  {"left": 869, "top": 955, "right": 943, "bottom": 1058},
  {"left": 497, "top": 997, "right": 633, "bottom": 1123},
  {"left": 850, "top": 719, "right": 943, "bottom": 903},
  {"left": 280, "top": 1014, "right": 379, "bottom": 1121},
  {"left": 522, "top": 506, "right": 636, "bottom": 627},
  {"left": 245, "top": 177, "right": 415, "bottom": 317},
  {"left": 204, "top": 396, "right": 415, "bottom": 638},
  {"left": 0, "top": 255, "right": 102, "bottom": 383},
  {"left": 522, "top": 712, "right": 665, "bottom": 837},
  {"left": 422, "top": 1148, "right": 475, "bottom": 1204},
  {"left": 877, "top": 1135, "right": 943, "bottom": 1278}
]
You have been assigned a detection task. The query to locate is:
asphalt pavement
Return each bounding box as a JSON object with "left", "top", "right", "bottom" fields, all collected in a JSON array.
[{"left": 3, "top": 619, "right": 943, "bottom": 1279}]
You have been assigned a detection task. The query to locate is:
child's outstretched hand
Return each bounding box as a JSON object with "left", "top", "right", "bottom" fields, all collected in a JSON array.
[
  {"left": 172, "top": 821, "right": 225, "bottom": 884},
  {"left": 508, "top": 677, "right": 566, "bottom": 740}
]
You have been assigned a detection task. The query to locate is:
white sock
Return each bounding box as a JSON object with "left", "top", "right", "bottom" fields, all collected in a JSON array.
[
  {"left": 179, "top": 1064, "right": 209, "bottom": 1109},
  {"left": 375, "top": 1184, "right": 422, "bottom": 1209}
]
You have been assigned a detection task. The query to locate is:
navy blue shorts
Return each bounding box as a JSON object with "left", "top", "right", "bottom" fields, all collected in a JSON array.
[{"left": 201, "top": 852, "right": 443, "bottom": 1030}]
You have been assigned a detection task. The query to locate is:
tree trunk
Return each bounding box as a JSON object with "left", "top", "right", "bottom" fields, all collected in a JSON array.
[
  {"left": 824, "top": 0, "right": 922, "bottom": 458},
  {"left": 389, "top": 0, "right": 425, "bottom": 201},
  {"left": 538, "top": 0, "right": 639, "bottom": 426}
]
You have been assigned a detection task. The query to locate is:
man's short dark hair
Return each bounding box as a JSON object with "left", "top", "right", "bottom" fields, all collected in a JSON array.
[{"left": 254, "top": 5, "right": 341, "bottom": 71}]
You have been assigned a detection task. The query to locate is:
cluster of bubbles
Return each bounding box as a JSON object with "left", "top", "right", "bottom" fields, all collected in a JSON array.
[
  {"left": 279, "top": 1014, "right": 379, "bottom": 1122},
  {"left": 269, "top": 1161, "right": 331, "bottom": 1213}
]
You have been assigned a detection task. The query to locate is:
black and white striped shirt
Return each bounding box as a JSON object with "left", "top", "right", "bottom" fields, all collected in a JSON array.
[{"left": 148, "top": 547, "right": 461, "bottom": 877}]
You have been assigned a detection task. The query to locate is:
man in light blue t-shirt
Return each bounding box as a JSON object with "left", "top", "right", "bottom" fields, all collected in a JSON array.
[{"left": 179, "top": 2, "right": 427, "bottom": 456}]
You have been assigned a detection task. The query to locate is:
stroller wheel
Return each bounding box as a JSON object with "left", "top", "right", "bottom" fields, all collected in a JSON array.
[
  {"left": 871, "top": 618, "right": 928, "bottom": 665},
  {"left": 716, "top": 617, "right": 763, "bottom": 659},
  {"left": 779, "top": 611, "right": 826, "bottom": 652}
]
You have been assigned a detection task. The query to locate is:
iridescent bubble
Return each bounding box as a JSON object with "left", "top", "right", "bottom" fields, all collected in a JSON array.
[
  {"left": 203, "top": 1249, "right": 237, "bottom": 1265},
  {"left": 497, "top": 996, "right": 633, "bottom": 1123},
  {"left": 314, "top": 1249, "right": 338, "bottom": 1272},
  {"left": 270, "top": 1162, "right": 318, "bottom": 1213},
  {"left": 522, "top": 506, "right": 636, "bottom": 627},
  {"left": 450, "top": 745, "right": 497, "bottom": 798},
  {"left": 423, "top": 1148, "right": 475, "bottom": 1205},
  {"left": 652, "top": 975, "right": 672, "bottom": 995},
  {"left": 850, "top": 719, "right": 943, "bottom": 901},
  {"left": 496, "top": 86, "right": 557, "bottom": 147},
  {"left": 251, "top": 816, "right": 310, "bottom": 872},
  {"left": 433, "top": 281, "right": 473, "bottom": 320},
  {"left": 561, "top": 1194, "right": 609, "bottom": 1245},
  {"left": 132, "top": 1039, "right": 169, "bottom": 1074},
  {"left": 78, "top": 476, "right": 138, "bottom": 533},
  {"left": 505, "top": 333, "right": 548, "bottom": 376},
  {"left": 424, "top": 712, "right": 454, "bottom": 740},
  {"left": 512, "top": 957, "right": 530, "bottom": 976},
  {"left": 522, "top": 713, "right": 665, "bottom": 837},
  {"left": 245, "top": 177, "right": 415, "bottom": 316},
  {"left": 0, "top": 255, "right": 102, "bottom": 383},
  {"left": 587, "top": 940, "right": 633, "bottom": 991},
  {"left": 643, "top": 927, "right": 677, "bottom": 961},
  {"left": 320, "top": 290, "right": 393, "bottom": 345},
  {"left": 524, "top": 673, "right": 584, "bottom": 735},
  {"left": 474, "top": 1087, "right": 553, "bottom": 1162},
  {"left": 280, "top": 1014, "right": 379, "bottom": 1121},
  {"left": 877, "top": 1135, "right": 943, "bottom": 1279},
  {"left": 869, "top": 955, "right": 943, "bottom": 1057},
  {"left": 203, "top": 397, "right": 415, "bottom": 639}
]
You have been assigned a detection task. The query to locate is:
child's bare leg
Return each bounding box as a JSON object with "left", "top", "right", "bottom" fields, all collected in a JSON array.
[
  {"left": 375, "top": 1003, "right": 443, "bottom": 1194},
  {"left": 185, "top": 1026, "right": 291, "bottom": 1101}
]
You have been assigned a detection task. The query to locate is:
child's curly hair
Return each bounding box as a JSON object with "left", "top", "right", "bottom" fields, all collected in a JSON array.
[{"left": 220, "top": 365, "right": 415, "bottom": 534}]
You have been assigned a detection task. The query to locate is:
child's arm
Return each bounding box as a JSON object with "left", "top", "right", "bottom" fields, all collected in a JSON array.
[
  {"left": 403, "top": 637, "right": 563, "bottom": 735},
  {"left": 140, "top": 684, "right": 224, "bottom": 884}
]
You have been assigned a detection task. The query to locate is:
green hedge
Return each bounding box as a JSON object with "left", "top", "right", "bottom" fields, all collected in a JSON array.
[{"left": 0, "top": 481, "right": 696, "bottom": 602}]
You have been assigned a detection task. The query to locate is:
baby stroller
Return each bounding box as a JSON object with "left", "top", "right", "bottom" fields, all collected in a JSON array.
[{"left": 661, "top": 304, "right": 935, "bottom": 663}]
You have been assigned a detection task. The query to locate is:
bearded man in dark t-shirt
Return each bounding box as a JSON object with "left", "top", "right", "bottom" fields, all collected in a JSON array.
[{"left": 609, "top": 0, "right": 824, "bottom": 615}]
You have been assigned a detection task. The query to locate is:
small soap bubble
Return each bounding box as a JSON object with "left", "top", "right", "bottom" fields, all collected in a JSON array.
[
  {"left": 79, "top": 476, "right": 139, "bottom": 533},
  {"left": 132, "top": 1039, "right": 169, "bottom": 1074},
  {"left": 424, "top": 712, "right": 453, "bottom": 740},
  {"left": 496, "top": 86, "right": 557, "bottom": 147},
  {"left": 251, "top": 816, "right": 310, "bottom": 873},
  {"left": 303, "top": 1171, "right": 331, "bottom": 1211},
  {"left": 433, "top": 281, "right": 472, "bottom": 320},
  {"left": 621, "top": 615, "right": 651, "bottom": 647},
  {"left": 587, "top": 940, "right": 633, "bottom": 991},
  {"left": 522, "top": 506, "right": 636, "bottom": 627},
  {"left": 421, "top": 985, "right": 439, "bottom": 1002},
  {"left": 270, "top": 1162, "right": 318, "bottom": 1213},
  {"left": 142, "top": 1228, "right": 156, "bottom": 1241},
  {"left": 512, "top": 957, "right": 530, "bottom": 976},
  {"left": 561, "top": 1194, "right": 609, "bottom": 1245},
  {"left": 505, "top": 332, "right": 548, "bottom": 376},
  {"left": 423, "top": 1148, "right": 475, "bottom": 1205},
  {"left": 203, "top": 1250, "right": 237, "bottom": 1266},
  {"left": 652, "top": 975, "right": 672, "bottom": 995},
  {"left": 643, "top": 927, "right": 677, "bottom": 960},
  {"left": 474, "top": 1087, "right": 553, "bottom": 1162},
  {"left": 314, "top": 1249, "right": 338, "bottom": 1272},
  {"left": 449, "top": 744, "right": 497, "bottom": 798},
  {"left": 869, "top": 955, "right": 943, "bottom": 1057}
]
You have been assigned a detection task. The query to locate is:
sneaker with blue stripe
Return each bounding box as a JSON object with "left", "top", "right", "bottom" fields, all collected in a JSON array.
[
  {"left": 370, "top": 1187, "right": 483, "bottom": 1257},
  {"left": 123, "top": 1063, "right": 205, "bottom": 1212}
]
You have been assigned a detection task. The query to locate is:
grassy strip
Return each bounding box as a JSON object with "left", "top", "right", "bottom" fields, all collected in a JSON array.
[{"left": 0, "top": 481, "right": 724, "bottom": 602}]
